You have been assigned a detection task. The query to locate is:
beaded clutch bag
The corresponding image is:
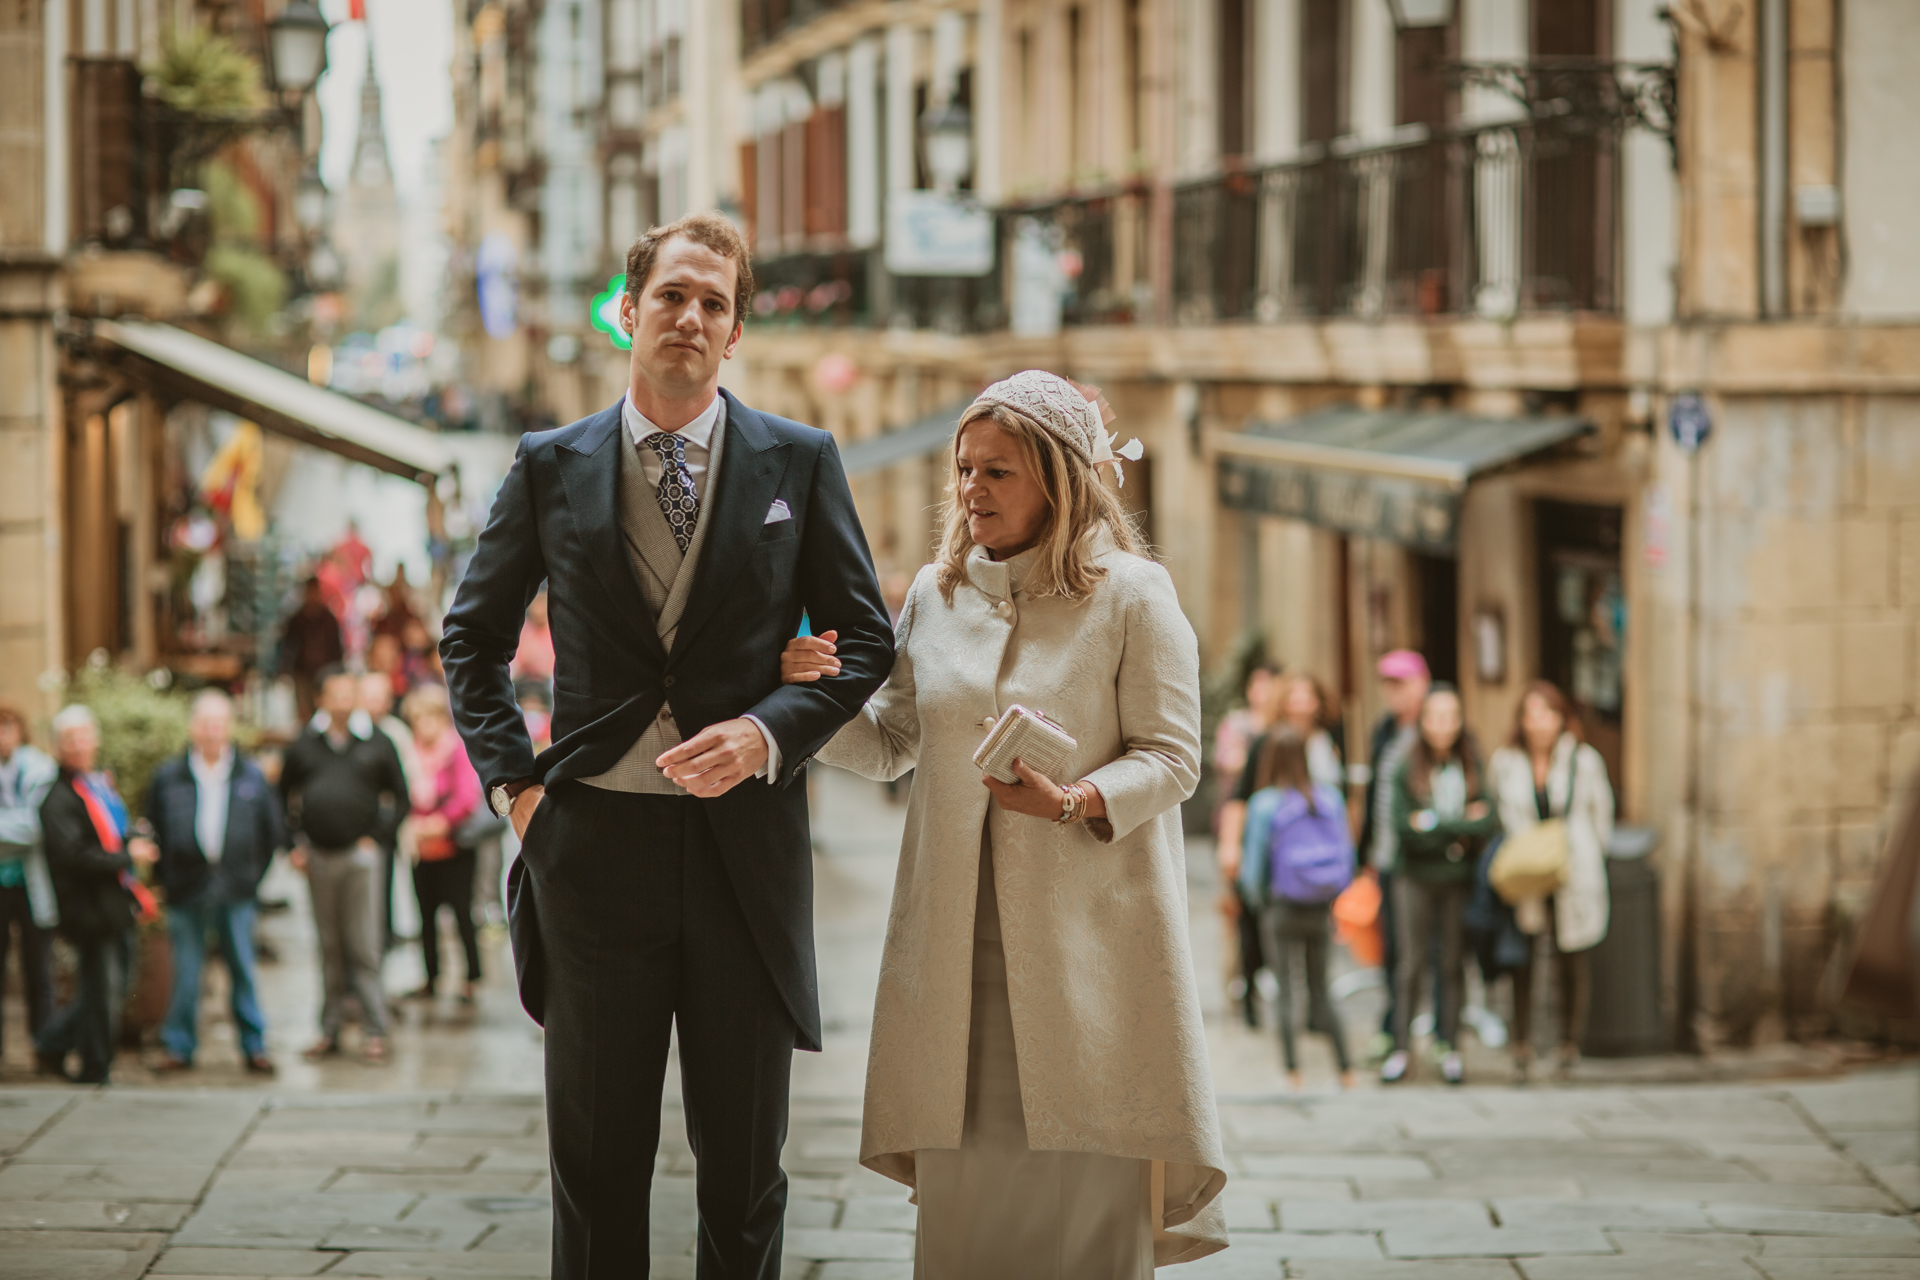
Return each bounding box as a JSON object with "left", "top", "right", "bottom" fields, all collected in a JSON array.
[{"left": 972, "top": 705, "right": 1078, "bottom": 786}]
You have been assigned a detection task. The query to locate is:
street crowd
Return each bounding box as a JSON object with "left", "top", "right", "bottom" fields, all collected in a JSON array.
[
  {"left": 1213, "top": 648, "right": 1616, "bottom": 1088},
  {"left": 0, "top": 541, "right": 559, "bottom": 1084}
]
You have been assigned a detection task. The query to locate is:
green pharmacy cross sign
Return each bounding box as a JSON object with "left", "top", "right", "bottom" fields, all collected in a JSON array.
[{"left": 590, "top": 274, "right": 630, "bottom": 350}]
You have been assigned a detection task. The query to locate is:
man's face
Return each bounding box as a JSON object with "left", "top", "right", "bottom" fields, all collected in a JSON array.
[
  {"left": 619, "top": 236, "right": 743, "bottom": 399},
  {"left": 189, "top": 700, "right": 232, "bottom": 760},
  {"left": 0, "top": 719, "right": 20, "bottom": 759},
  {"left": 1384, "top": 675, "right": 1430, "bottom": 724},
  {"left": 57, "top": 724, "right": 98, "bottom": 773},
  {"left": 317, "top": 675, "right": 358, "bottom": 726},
  {"left": 359, "top": 674, "right": 394, "bottom": 718}
]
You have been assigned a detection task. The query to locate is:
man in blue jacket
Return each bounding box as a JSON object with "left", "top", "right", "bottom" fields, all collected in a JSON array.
[{"left": 146, "top": 690, "right": 284, "bottom": 1074}]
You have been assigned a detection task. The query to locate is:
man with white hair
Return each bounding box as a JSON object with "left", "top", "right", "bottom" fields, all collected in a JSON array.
[
  {"left": 35, "top": 705, "right": 157, "bottom": 1083},
  {"left": 144, "top": 690, "right": 286, "bottom": 1074}
]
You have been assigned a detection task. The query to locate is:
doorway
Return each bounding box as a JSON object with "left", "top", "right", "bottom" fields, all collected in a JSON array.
[
  {"left": 1534, "top": 500, "right": 1625, "bottom": 805},
  {"left": 1412, "top": 551, "right": 1458, "bottom": 684}
]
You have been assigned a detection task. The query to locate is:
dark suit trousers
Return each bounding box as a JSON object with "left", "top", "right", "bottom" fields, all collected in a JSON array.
[{"left": 520, "top": 782, "right": 794, "bottom": 1280}]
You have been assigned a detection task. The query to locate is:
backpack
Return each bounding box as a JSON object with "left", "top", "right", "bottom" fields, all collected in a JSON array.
[{"left": 1267, "top": 785, "right": 1356, "bottom": 905}]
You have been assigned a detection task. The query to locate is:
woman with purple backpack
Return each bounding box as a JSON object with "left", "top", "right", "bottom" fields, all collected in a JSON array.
[{"left": 1239, "top": 728, "right": 1356, "bottom": 1090}]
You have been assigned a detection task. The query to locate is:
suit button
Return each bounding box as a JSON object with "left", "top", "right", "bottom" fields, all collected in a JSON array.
[{"left": 663, "top": 675, "right": 677, "bottom": 688}]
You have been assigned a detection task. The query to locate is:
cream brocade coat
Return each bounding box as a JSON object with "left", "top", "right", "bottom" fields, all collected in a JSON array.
[{"left": 817, "top": 541, "right": 1230, "bottom": 1265}]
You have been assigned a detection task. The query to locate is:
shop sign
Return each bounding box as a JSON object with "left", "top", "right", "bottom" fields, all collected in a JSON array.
[
  {"left": 1217, "top": 456, "right": 1460, "bottom": 551},
  {"left": 885, "top": 191, "right": 995, "bottom": 276}
]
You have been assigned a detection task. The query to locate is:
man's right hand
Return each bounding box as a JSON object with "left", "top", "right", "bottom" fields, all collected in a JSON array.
[{"left": 511, "top": 784, "right": 545, "bottom": 841}]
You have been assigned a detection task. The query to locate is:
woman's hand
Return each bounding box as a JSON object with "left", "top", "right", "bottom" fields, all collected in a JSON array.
[
  {"left": 780, "top": 630, "right": 842, "bottom": 684},
  {"left": 985, "top": 758, "right": 1107, "bottom": 824}
]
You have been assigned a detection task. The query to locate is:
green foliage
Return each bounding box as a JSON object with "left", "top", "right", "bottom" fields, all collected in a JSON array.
[
  {"left": 205, "top": 244, "right": 290, "bottom": 334},
  {"left": 1201, "top": 630, "right": 1273, "bottom": 765},
  {"left": 146, "top": 27, "right": 267, "bottom": 119},
  {"left": 56, "top": 659, "right": 190, "bottom": 823},
  {"left": 203, "top": 161, "right": 261, "bottom": 242}
]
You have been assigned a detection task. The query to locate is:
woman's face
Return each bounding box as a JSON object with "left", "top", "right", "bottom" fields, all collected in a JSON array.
[
  {"left": 1521, "top": 692, "right": 1565, "bottom": 753},
  {"left": 956, "top": 420, "right": 1050, "bottom": 559},
  {"left": 412, "top": 707, "right": 448, "bottom": 747},
  {"left": 1283, "top": 679, "right": 1322, "bottom": 731},
  {"left": 1420, "top": 690, "right": 1464, "bottom": 757}
]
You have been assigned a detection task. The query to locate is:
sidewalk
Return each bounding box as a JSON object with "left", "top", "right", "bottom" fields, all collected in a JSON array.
[{"left": 0, "top": 768, "right": 1915, "bottom": 1278}]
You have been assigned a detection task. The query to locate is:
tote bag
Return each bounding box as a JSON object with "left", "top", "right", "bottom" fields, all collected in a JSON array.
[{"left": 1489, "top": 754, "right": 1573, "bottom": 904}]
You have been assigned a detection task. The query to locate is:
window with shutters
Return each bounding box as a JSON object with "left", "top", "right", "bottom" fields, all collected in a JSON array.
[{"left": 0, "top": 0, "right": 45, "bottom": 249}]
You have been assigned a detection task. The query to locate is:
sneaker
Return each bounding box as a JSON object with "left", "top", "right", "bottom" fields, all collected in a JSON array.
[
  {"left": 1364, "top": 1031, "right": 1394, "bottom": 1066},
  {"left": 1441, "top": 1051, "right": 1465, "bottom": 1085},
  {"left": 301, "top": 1038, "right": 340, "bottom": 1061},
  {"left": 1380, "top": 1051, "right": 1410, "bottom": 1084}
]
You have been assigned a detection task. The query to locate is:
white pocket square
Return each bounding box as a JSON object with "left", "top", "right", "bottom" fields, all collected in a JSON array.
[{"left": 764, "top": 499, "right": 792, "bottom": 524}]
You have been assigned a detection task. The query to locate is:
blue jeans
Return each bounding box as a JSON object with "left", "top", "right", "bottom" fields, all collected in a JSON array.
[{"left": 162, "top": 900, "right": 267, "bottom": 1062}]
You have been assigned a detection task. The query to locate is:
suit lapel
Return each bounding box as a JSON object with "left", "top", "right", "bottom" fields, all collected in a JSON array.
[
  {"left": 670, "top": 390, "right": 791, "bottom": 661},
  {"left": 555, "top": 403, "right": 666, "bottom": 659}
]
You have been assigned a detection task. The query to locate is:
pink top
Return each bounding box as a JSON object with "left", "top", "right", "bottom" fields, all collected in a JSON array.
[
  {"left": 512, "top": 619, "right": 555, "bottom": 680},
  {"left": 411, "top": 731, "right": 481, "bottom": 860}
]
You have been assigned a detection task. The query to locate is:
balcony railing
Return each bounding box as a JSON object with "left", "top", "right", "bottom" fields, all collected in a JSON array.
[
  {"left": 1172, "top": 119, "right": 1618, "bottom": 322},
  {"left": 746, "top": 117, "right": 1618, "bottom": 333}
]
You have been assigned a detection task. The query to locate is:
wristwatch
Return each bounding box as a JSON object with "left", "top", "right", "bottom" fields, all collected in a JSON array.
[{"left": 489, "top": 778, "right": 538, "bottom": 819}]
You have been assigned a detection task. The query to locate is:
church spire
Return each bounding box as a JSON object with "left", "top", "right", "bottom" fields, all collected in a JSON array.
[{"left": 351, "top": 39, "right": 391, "bottom": 189}]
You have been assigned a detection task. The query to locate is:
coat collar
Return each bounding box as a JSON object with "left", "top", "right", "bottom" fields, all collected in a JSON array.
[{"left": 668, "top": 387, "right": 790, "bottom": 660}]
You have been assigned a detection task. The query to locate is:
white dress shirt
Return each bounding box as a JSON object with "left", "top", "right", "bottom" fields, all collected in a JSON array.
[
  {"left": 188, "top": 747, "right": 235, "bottom": 863},
  {"left": 619, "top": 391, "right": 782, "bottom": 784}
]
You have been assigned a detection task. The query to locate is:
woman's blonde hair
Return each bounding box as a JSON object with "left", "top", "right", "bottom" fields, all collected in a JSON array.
[
  {"left": 933, "top": 403, "right": 1146, "bottom": 603},
  {"left": 403, "top": 683, "right": 452, "bottom": 726}
]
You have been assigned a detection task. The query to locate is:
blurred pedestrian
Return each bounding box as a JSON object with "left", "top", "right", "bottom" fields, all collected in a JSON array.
[
  {"left": 145, "top": 691, "right": 284, "bottom": 1075},
  {"left": 279, "top": 668, "right": 407, "bottom": 1064},
  {"left": 1215, "top": 662, "right": 1285, "bottom": 1028},
  {"left": 359, "top": 672, "right": 418, "bottom": 950},
  {"left": 1488, "top": 680, "right": 1613, "bottom": 1082},
  {"left": 1359, "top": 649, "right": 1431, "bottom": 1061},
  {"left": 402, "top": 686, "right": 483, "bottom": 1003},
  {"left": 0, "top": 703, "right": 59, "bottom": 1071},
  {"left": 35, "top": 706, "right": 157, "bottom": 1084},
  {"left": 371, "top": 566, "right": 424, "bottom": 643},
  {"left": 1383, "top": 684, "right": 1496, "bottom": 1085},
  {"left": 279, "top": 577, "right": 344, "bottom": 720},
  {"left": 399, "top": 618, "right": 444, "bottom": 689},
  {"left": 509, "top": 589, "right": 554, "bottom": 702},
  {"left": 1272, "top": 673, "right": 1345, "bottom": 790},
  {"left": 1242, "top": 728, "right": 1356, "bottom": 1091}
]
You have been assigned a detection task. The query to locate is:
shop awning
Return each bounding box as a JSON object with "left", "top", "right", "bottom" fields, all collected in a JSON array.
[
  {"left": 838, "top": 399, "right": 970, "bottom": 476},
  {"left": 1216, "top": 405, "right": 1592, "bottom": 552},
  {"left": 88, "top": 318, "right": 456, "bottom": 485}
]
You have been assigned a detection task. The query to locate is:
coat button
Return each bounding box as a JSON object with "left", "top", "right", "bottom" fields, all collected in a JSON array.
[
  {"left": 663, "top": 675, "right": 677, "bottom": 688},
  {"left": 994, "top": 600, "right": 1013, "bottom": 618}
]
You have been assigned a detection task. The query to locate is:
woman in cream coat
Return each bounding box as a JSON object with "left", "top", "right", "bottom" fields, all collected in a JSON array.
[
  {"left": 784, "top": 371, "right": 1227, "bottom": 1275},
  {"left": 1487, "top": 680, "right": 1615, "bottom": 1081}
]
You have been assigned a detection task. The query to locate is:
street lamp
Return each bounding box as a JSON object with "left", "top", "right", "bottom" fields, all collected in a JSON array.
[
  {"left": 265, "top": 1, "right": 331, "bottom": 97},
  {"left": 1387, "top": 0, "right": 1453, "bottom": 26},
  {"left": 920, "top": 103, "right": 973, "bottom": 194},
  {"left": 294, "top": 165, "right": 328, "bottom": 234}
]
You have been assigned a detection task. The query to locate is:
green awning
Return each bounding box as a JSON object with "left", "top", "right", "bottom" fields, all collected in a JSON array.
[
  {"left": 838, "top": 399, "right": 971, "bottom": 476},
  {"left": 1216, "top": 405, "right": 1591, "bottom": 551}
]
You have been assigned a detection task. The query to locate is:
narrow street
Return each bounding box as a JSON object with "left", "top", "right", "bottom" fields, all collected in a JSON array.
[{"left": 2, "top": 769, "right": 1918, "bottom": 1278}]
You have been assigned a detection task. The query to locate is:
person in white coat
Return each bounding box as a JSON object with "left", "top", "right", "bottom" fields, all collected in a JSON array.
[
  {"left": 1487, "top": 680, "right": 1614, "bottom": 1081},
  {"left": 782, "top": 371, "right": 1227, "bottom": 1276}
]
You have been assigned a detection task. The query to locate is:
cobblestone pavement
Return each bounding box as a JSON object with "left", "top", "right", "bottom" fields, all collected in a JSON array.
[{"left": 2, "top": 768, "right": 1917, "bottom": 1278}]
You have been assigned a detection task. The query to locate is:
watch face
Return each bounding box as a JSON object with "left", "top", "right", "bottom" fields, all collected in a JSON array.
[{"left": 491, "top": 786, "right": 511, "bottom": 817}]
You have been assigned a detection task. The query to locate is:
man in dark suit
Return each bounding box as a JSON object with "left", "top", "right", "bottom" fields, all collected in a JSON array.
[
  {"left": 146, "top": 690, "right": 285, "bottom": 1075},
  {"left": 441, "top": 212, "right": 893, "bottom": 1279}
]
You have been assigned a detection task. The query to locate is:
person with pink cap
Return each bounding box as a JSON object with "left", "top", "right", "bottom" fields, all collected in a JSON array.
[{"left": 1357, "top": 649, "right": 1432, "bottom": 1062}]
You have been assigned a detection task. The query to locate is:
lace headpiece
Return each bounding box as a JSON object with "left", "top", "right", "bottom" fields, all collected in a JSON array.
[{"left": 964, "top": 369, "right": 1145, "bottom": 487}]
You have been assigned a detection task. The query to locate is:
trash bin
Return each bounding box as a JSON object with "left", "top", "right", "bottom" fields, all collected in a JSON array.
[{"left": 1581, "top": 826, "right": 1667, "bottom": 1057}]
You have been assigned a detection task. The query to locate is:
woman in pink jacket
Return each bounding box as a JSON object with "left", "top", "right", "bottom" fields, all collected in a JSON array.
[{"left": 404, "top": 685, "right": 483, "bottom": 1003}]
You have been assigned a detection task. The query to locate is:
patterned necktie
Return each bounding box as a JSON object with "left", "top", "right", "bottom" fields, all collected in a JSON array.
[{"left": 642, "top": 431, "right": 700, "bottom": 553}]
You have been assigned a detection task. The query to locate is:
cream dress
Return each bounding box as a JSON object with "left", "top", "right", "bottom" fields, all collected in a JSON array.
[{"left": 817, "top": 538, "right": 1228, "bottom": 1273}]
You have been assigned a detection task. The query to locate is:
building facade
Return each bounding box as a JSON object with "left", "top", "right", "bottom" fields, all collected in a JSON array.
[{"left": 459, "top": 0, "right": 1920, "bottom": 1049}]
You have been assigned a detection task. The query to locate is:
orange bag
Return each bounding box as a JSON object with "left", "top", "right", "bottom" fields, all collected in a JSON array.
[{"left": 1332, "top": 869, "right": 1384, "bottom": 968}]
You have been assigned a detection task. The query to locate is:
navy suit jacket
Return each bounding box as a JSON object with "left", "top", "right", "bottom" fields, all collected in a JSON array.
[
  {"left": 439, "top": 387, "right": 894, "bottom": 1048},
  {"left": 145, "top": 754, "right": 284, "bottom": 907}
]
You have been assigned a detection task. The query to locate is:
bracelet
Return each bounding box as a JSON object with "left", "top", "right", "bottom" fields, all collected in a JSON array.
[{"left": 1056, "top": 782, "right": 1087, "bottom": 824}]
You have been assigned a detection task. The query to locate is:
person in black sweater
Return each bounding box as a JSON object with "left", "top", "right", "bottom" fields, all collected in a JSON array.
[
  {"left": 279, "top": 667, "right": 408, "bottom": 1064},
  {"left": 35, "top": 705, "right": 157, "bottom": 1084}
]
